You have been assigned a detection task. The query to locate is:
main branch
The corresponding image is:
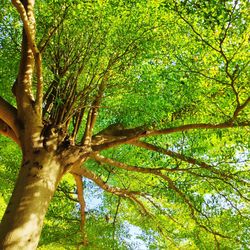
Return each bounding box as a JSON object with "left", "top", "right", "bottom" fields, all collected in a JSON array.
[{"left": 92, "top": 121, "right": 249, "bottom": 151}]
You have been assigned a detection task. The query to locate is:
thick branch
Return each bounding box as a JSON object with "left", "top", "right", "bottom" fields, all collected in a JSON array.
[
  {"left": 146, "top": 122, "right": 249, "bottom": 137},
  {"left": 0, "top": 120, "right": 20, "bottom": 146},
  {"left": 0, "top": 96, "right": 19, "bottom": 137},
  {"left": 92, "top": 121, "right": 249, "bottom": 151},
  {"left": 12, "top": 0, "right": 34, "bottom": 105},
  {"left": 12, "top": 0, "right": 43, "bottom": 116},
  {"left": 11, "top": 0, "right": 36, "bottom": 50}
]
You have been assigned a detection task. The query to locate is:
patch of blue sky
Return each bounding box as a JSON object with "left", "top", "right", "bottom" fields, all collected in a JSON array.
[{"left": 83, "top": 179, "right": 156, "bottom": 249}]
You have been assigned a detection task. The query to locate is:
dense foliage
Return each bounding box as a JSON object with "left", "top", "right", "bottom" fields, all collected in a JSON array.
[{"left": 0, "top": 0, "right": 249, "bottom": 249}]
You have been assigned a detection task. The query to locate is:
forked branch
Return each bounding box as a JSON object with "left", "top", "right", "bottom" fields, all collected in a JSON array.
[
  {"left": 130, "top": 141, "right": 246, "bottom": 183},
  {"left": 232, "top": 96, "right": 250, "bottom": 121},
  {"left": 90, "top": 153, "right": 235, "bottom": 241},
  {"left": 12, "top": 0, "right": 43, "bottom": 115},
  {"left": 70, "top": 166, "right": 147, "bottom": 213}
]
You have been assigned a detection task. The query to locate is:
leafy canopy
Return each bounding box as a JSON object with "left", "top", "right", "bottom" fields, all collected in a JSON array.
[{"left": 0, "top": 0, "right": 249, "bottom": 249}]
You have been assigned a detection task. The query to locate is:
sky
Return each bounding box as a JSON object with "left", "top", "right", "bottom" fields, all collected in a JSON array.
[{"left": 84, "top": 178, "right": 151, "bottom": 249}]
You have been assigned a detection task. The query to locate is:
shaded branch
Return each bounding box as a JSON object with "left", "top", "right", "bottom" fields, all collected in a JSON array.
[
  {"left": 71, "top": 108, "right": 85, "bottom": 145},
  {"left": 56, "top": 186, "right": 78, "bottom": 202}
]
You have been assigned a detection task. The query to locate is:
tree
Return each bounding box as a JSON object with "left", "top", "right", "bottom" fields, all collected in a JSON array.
[{"left": 0, "top": 0, "right": 249, "bottom": 249}]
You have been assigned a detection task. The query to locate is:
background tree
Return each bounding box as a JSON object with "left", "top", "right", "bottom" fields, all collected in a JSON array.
[{"left": 0, "top": 0, "right": 249, "bottom": 249}]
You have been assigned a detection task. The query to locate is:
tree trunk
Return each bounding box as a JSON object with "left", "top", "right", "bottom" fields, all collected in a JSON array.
[{"left": 0, "top": 151, "right": 64, "bottom": 250}]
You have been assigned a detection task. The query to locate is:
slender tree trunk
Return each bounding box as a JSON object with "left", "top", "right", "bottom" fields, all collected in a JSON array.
[{"left": 0, "top": 151, "right": 64, "bottom": 250}]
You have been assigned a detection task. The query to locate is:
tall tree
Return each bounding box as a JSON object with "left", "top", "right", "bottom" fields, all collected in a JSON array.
[{"left": 0, "top": 0, "right": 249, "bottom": 249}]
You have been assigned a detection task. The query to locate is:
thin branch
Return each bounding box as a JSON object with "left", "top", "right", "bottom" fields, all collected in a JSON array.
[
  {"left": 112, "top": 197, "right": 121, "bottom": 247},
  {"left": 38, "top": 6, "right": 69, "bottom": 53},
  {"left": 232, "top": 96, "right": 250, "bottom": 121},
  {"left": 90, "top": 152, "right": 165, "bottom": 174},
  {"left": 175, "top": 5, "right": 220, "bottom": 53},
  {"left": 130, "top": 141, "right": 245, "bottom": 183},
  {"left": 71, "top": 166, "right": 135, "bottom": 196},
  {"left": 90, "top": 154, "right": 202, "bottom": 216},
  {"left": 141, "top": 195, "right": 186, "bottom": 228},
  {"left": 173, "top": 68, "right": 227, "bottom": 85},
  {"left": 56, "top": 186, "right": 78, "bottom": 202},
  {"left": 218, "top": 0, "right": 238, "bottom": 47},
  {"left": 158, "top": 173, "right": 235, "bottom": 241},
  {"left": 181, "top": 171, "right": 250, "bottom": 201},
  {"left": 205, "top": 179, "right": 248, "bottom": 218},
  {"left": 90, "top": 152, "right": 243, "bottom": 242},
  {"left": 73, "top": 174, "right": 88, "bottom": 246},
  {"left": 82, "top": 68, "right": 110, "bottom": 146}
]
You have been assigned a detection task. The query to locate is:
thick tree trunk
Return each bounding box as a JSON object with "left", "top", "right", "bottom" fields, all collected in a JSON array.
[{"left": 0, "top": 151, "right": 64, "bottom": 250}]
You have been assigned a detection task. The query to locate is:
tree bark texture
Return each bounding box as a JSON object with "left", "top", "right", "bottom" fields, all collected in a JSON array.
[{"left": 0, "top": 152, "right": 64, "bottom": 250}]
